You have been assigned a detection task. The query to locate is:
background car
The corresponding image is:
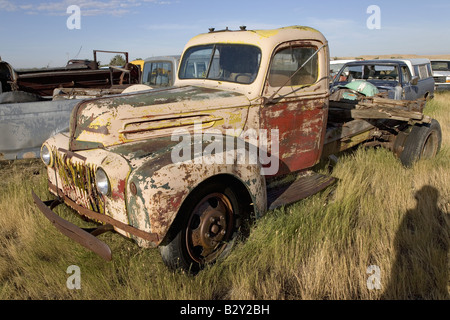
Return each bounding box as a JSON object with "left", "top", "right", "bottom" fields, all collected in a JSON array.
[
  {"left": 331, "top": 59, "right": 434, "bottom": 100},
  {"left": 430, "top": 59, "right": 450, "bottom": 91}
]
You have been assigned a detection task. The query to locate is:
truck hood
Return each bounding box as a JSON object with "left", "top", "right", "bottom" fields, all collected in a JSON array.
[{"left": 69, "top": 86, "right": 251, "bottom": 151}]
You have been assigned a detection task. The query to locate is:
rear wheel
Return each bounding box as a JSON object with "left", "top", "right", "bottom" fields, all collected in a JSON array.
[
  {"left": 399, "top": 119, "right": 442, "bottom": 167},
  {"left": 159, "top": 182, "right": 241, "bottom": 273}
]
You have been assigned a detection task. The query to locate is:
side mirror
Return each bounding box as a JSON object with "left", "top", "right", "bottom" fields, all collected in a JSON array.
[{"left": 410, "top": 76, "right": 419, "bottom": 85}]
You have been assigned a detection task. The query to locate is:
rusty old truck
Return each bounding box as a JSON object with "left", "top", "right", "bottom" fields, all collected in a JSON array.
[{"left": 32, "top": 26, "right": 441, "bottom": 273}]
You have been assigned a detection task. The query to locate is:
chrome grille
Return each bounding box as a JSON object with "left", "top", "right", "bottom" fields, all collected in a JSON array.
[
  {"left": 53, "top": 149, "right": 105, "bottom": 214},
  {"left": 433, "top": 76, "right": 446, "bottom": 83}
]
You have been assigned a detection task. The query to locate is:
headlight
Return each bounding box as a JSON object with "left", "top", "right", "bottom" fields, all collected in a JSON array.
[
  {"left": 95, "top": 168, "right": 110, "bottom": 196},
  {"left": 40, "top": 144, "right": 52, "bottom": 166}
]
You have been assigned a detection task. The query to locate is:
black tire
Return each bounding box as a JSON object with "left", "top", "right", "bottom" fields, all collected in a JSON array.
[
  {"left": 399, "top": 119, "right": 442, "bottom": 167},
  {"left": 159, "top": 182, "right": 241, "bottom": 273}
]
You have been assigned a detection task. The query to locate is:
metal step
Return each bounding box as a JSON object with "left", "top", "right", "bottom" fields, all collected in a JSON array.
[{"left": 266, "top": 170, "right": 337, "bottom": 210}]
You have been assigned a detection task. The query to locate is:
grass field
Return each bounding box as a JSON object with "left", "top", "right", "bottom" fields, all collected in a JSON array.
[{"left": 0, "top": 92, "right": 448, "bottom": 300}]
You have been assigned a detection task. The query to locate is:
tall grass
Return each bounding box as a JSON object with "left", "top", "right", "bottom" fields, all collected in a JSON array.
[{"left": 0, "top": 92, "right": 449, "bottom": 300}]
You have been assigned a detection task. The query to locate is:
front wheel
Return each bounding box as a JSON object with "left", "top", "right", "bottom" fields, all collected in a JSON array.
[{"left": 159, "top": 182, "right": 241, "bottom": 273}]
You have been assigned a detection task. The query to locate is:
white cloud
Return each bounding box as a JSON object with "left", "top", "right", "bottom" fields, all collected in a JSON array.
[
  {"left": 0, "top": 0, "right": 16, "bottom": 11},
  {"left": 1, "top": 0, "right": 172, "bottom": 16}
]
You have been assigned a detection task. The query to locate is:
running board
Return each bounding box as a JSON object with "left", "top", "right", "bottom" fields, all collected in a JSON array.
[{"left": 266, "top": 171, "right": 337, "bottom": 210}]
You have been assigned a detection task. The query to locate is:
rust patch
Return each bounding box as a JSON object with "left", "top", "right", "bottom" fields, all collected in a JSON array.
[{"left": 112, "top": 179, "right": 126, "bottom": 201}]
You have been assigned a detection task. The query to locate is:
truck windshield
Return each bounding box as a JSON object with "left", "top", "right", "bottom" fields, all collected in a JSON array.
[
  {"left": 431, "top": 61, "right": 450, "bottom": 72},
  {"left": 178, "top": 44, "right": 261, "bottom": 84}
]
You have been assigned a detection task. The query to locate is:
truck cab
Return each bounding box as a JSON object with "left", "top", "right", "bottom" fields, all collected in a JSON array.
[
  {"left": 175, "top": 26, "right": 330, "bottom": 174},
  {"left": 141, "top": 55, "right": 180, "bottom": 87}
]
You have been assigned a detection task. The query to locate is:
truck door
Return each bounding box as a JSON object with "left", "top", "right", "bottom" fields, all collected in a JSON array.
[{"left": 260, "top": 41, "right": 329, "bottom": 176}]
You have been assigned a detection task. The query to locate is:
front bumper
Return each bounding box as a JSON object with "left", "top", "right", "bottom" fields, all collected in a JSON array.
[
  {"left": 32, "top": 190, "right": 113, "bottom": 261},
  {"left": 435, "top": 83, "right": 450, "bottom": 91},
  {"left": 32, "top": 183, "right": 160, "bottom": 261}
]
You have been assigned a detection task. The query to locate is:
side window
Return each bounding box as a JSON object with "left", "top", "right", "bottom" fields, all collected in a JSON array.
[
  {"left": 418, "top": 64, "right": 429, "bottom": 79},
  {"left": 401, "top": 66, "right": 411, "bottom": 83},
  {"left": 142, "top": 62, "right": 152, "bottom": 84},
  {"left": 269, "top": 46, "right": 318, "bottom": 87},
  {"left": 414, "top": 65, "right": 420, "bottom": 78},
  {"left": 426, "top": 63, "right": 432, "bottom": 76}
]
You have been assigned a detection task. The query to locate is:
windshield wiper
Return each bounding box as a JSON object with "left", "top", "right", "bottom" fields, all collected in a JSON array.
[{"left": 205, "top": 44, "right": 216, "bottom": 79}]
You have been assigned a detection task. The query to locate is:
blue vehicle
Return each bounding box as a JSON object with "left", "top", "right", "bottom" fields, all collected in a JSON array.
[{"left": 331, "top": 59, "right": 435, "bottom": 101}]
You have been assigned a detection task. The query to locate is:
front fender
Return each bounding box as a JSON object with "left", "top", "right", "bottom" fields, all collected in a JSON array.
[{"left": 124, "top": 134, "right": 267, "bottom": 247}]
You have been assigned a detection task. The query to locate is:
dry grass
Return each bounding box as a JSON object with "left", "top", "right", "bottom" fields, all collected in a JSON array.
[{"left": 0, "top": 92, "right": 449, "bottom": 300}]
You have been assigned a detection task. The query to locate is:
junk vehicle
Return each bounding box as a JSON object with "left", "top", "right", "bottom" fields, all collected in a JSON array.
[
  {"left": 331, "top": 59, "right": 435, "bottom": 101},
  {"left": 141, "top": 55, "right": 181, "bottom": 88},
  {"left": 0, "top": 50, "right": 140, "bottom": 160},
  {"left": 51, "top": 56, "right": 181, "bottom": 99},
  {"left": 0, "top": 55, "right": 178, "bottom": 160},
  {"left": 431, "top": 59, "right": 450, "bottom": 91},
  {"left": 1, "top": 50, "right": 140, "bottom": 99},
  {"left": 32, "top": 26, "right": 442, "bottom": 273}
]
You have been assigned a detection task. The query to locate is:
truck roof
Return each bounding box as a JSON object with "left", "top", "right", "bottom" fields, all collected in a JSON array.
[
  {"left": 344, "top": 59, "right": 407, "bottom": 66},
  {"left": 344, "top": 58, "right": 431, "bottom": 66},
  {"left": 183, "top": 26, "right": 327, "bottom": 52},
  {"left": 399, "top": 58, "right": 431, "bottom": 65},
  {"left": 143, "top": 55, "right": 181, "bottom": 62}
]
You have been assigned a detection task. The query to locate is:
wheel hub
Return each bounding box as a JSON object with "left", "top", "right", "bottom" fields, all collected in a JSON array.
[
  {"left": 199, "top": 210, "right": 227, "bottom": 248},
  {"left": 186, "top": 193, "right": 233, "bottom": 263}
]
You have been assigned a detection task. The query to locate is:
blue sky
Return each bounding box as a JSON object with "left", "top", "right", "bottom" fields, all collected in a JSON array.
[{"left": 1, "top": 0, "right": 449, "bottom": 68}]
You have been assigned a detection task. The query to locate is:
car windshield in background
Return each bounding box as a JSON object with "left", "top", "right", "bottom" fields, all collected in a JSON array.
[
  {"left": 337, "top": 64, "right": 399, "bottom": 82},
  {"left": 179, "top": 44, "right": 261, "bottom": 84},
  {"left": 431, "top": 61, "right": 450, "bottom": 71}
]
